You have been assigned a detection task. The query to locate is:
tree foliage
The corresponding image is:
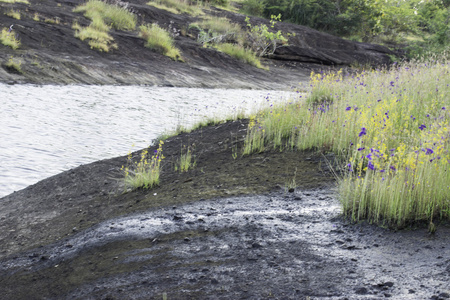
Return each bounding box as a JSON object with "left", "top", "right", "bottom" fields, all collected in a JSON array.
[{"left": 241, "top": 0, "right": 450, "bottom": 55}]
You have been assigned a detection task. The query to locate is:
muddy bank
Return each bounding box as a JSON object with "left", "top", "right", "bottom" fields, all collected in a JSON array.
[
  {"left": 1, "top": 119, "right": 449, "bottom": 299},
  {"left": 0, "top": 0, "right": 395, "bottom": 87}
]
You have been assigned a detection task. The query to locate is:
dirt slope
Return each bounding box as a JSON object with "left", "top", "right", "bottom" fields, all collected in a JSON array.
[{"left": 0, "top": 0, "right": 394, "bottom": 87}]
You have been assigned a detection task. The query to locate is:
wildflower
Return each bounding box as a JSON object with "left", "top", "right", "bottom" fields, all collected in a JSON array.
[
  {"left": 358, "top": 127, "right": 367, "bottom": 137},
  {"left": 368, "top": 161, "right": 375, "bottom": 170},
  {"left": 390, "top": 165, "right": 396, "bottom": 171},
  {"left": 425, "top": 148, "right": 434, "bottom": 155},
  {"left": 366, "top": 153, "right": 372, "bottom": 160},
  {"left": 442, "top": 107, "right": 446, "bottom": 110},
  {"left": 419, "top": 124, "right": 426, "bottom": 131},
  {"left": 346, "top": 106, "right": 351, "bottom": 111},
  {"left": 357, "top": 147, "right": 365, "bottom": 151}
]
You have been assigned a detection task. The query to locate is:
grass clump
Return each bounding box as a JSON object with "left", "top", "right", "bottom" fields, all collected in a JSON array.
[
  {"left": 73, "top": 0, "right": 136, "bottom": 52},
  {"left": 147, "top": 0, "right": 203, "bottom": 16},
  {"left": 176, "top": 145, "right": 196, "bottom": 172},
  {"left": 0, "top": 27, "right": 20, "bottom": 49},
  {"left": 215, "top": 43, "right": 265, "bottom": 69},
  {"left": 6, "top": 9, "right": 21, "bottom": 20},
  {"left": 4, "top": 56, "right": 22, "bottom": 73},
  {"left": 139, "top": 23, "right": 182, "bottom": 60},
  {"left": 243, "top": 60, "right": 450, "bottom": 229},
  {"left": 123, "top": 141, "right": 165, "bottom": 190},
  {"left": 0, "top": 0, "right": 29, "bottom": 3}
]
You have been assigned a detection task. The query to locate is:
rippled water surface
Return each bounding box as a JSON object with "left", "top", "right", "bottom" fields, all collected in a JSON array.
[{"left": 0, "top": 84, "right": 295, "bottom": 197}]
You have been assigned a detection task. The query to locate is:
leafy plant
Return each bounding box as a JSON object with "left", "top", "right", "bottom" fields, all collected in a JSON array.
[
  {"left": 245, "top": 14, "right": 290, "bottom": 57},
  {"left": 139, "top": 23, "right": 183, "bottom": 60},
  {"left": 0, "top": 27, "right": 20, "bottom": 49},
  {"left": 123, "top": 141, "right": 165, "bottom": 190}
]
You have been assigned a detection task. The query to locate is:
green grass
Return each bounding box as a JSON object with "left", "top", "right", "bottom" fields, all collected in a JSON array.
[
  {"left": 73, "top": 0, "right": 136, "bottom": 52},
  {"left": 4, "top": 56, "right": 22, "bottom": 73},
  {"left": 215, "top": 43, "right": 266, "bottom": 69},
  {"left": 74, "top": 0, "right": 136, "bottom": 31},
  {"left": 139, "top": 23, "right": 182, "bottom": 60},
  {"left": 147, "top": 0, "right": 203, "bottom": 16},
  {"left": 176, "top": 146, "right": 196, "bottom": 172},
  {"left": 243, "top": 60, "right": 450, "bottom": 228},
  {"left": 0, "top": 27, "right": 20, "bottom": 49},
  {"left": 0, "top": 0, "right": 29, "bottom": 3},
  {"left": 123, "top": 141, "right": 165, "bottom": 190},
  {"left": 192, "top": 16, "right": 245, "bottom": 45},
  {"left": 6, "top": 9, "right": 21, "bottom": 20}
]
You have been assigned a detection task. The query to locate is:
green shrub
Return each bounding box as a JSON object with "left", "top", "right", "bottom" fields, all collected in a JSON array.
[
  {"left": 139, "top": 23, "right": 182, "bottom": 60},
  {"left": 245, "top": 14, "right": 290, "bottom": 57},
  {"left": 241, "top": 0, "right": 265, "bottom": 16},
  {"left": 194, "top": 16, "right": 245, "bottom": 45},
  {"left": 215, "top": 43, "right": 266, "bottom": 69},
  {"left": 0, "top": 27, "right": 20, "bottom": 49}
]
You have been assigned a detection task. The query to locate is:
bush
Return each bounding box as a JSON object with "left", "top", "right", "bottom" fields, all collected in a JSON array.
[
  {"left": 147, "top": 0, "right": 203, "bottom": 16},
  {"left": 241, "top": 0, "right": 265, "bottom": 16},
  {"left": 139, "top": 23, "right": 182, "bottom": 60}
]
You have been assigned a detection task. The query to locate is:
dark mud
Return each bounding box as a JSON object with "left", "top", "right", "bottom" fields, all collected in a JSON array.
[
  {"left": 0, "top": 0, "right": 394, "bottom": 87},
  {"left": 1, "top": 119, "right": 449, "bottom": 299}
]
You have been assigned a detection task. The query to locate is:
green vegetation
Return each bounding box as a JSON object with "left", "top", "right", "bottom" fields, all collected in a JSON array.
[
  {"left": 243, "top": 60, "right": 450, "bottom": 228},
  {"left": 245, "top": 14, "right": 290, "bottom": 57},
  {"left": 139, "top": 23, "right": 182, "bottom": 60},
  {"left": 193, "top": 16, "right": 245, "bottom": 44},
  {"left": 4, "top": 56, "right": 22, "bottom": 73},
  {"left": 123, "top": 141, "right": 165, "bottom": 190},
  {"left": 216, "top": 43, "right": 265, "bottom": 69},
  {"left": 147, "top": 0, "right": 204, "bottom": 15},
  {"left": 5, "top": 9, "right": 21, "bottom": 20},
  {"left": 193, "top": 15, "right": 288, "bottom": 68},
  {"left": 176, "top": 145, "right": 196, "bottom": 172},
  {"left": 0, "top": 0, "right": 28, "bottom": 3},
  {"left": 73, "top": 0, "right": 136, "bottom": 52},
  {"left": 0, "top": 27, "right": 20, "bottom": 49},
  {"left": 240, "top": 0, "right": 450, "bottom": 58}
]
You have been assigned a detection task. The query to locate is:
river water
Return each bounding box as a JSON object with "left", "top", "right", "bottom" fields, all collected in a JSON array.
[{"left": 0, "top": 84, "right": 296, "bottom": 197}]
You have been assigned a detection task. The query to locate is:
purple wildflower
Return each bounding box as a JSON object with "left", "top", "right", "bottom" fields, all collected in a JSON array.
[
  {"left": 346, "top": 106, "right": 351, "bottom": 111},
  {"left": 357, "top": 147, "right": 365, "bottom": 151},
  {"left": 368, "top": 161, "right": 375, "bottom": 170},
  {"left": 359, "top": 127, "right": 367, "bottom": 137},
  {"left": 419, "top": 124, "right": 426, "bottom": 131},
  {"left": 425, "top": 148, "right": 434, "bottom": 155}
]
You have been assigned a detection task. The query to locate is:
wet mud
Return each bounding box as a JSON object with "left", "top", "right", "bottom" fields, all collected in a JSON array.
[{"left": 1, "top": 120, "right": 449, "bottom": 299}]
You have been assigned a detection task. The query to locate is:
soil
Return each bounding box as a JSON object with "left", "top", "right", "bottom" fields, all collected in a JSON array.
[
  {"left": 1, "top": 119, "right": 449, "bottom": 299},
  {"left": 0, "top": 0, "right": 395, "bottom": 88}
]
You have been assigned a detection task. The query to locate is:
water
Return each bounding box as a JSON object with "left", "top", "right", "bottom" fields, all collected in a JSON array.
[{"left": 0, "top": 84, "right": 296, "bottom": 197}]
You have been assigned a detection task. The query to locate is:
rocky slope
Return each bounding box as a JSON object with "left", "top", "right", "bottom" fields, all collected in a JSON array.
[{"left": 0, "top": 0, "right": 394, "bottom": 88}]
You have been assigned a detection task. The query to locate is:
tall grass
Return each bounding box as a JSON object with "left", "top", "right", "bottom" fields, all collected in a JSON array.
[
  {"left": 215, "top": 43, "right": 265, "bottom": 69},
  {"left": 6, "top": 9, "right": 21, "bottom": 20},
  {"left": 147, "top": 0, "right": 203, "bottom": 16},
  {"left": 0, "top": 0, "right": 29, "bottom": 3},
  {"left": 74, "top": 0, "right": 136, "bottom": 31},
  {"left": 243, "top": 61, "right": 450, "bottom": 228},
  {"left": 139, "top": 23, "right": 182, "bottom": 60},
  {"left": 73, "top": 0, "right": 136, "bottom": 51},
  {"left": 0, "top": 27, "right": 20, "bottom": 49},
  {"left": 123, "top": 141, "right": 165, "bottom": 190}
]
